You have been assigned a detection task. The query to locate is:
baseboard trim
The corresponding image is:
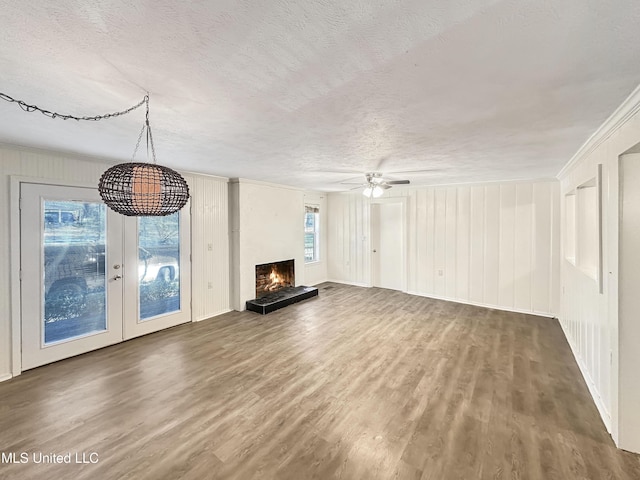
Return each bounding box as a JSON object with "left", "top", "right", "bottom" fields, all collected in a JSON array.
[
  {"left": 325, "top": 279, "right": 371, "bottom": 288},
  {"left": 194, "top": 309, "right": 232, "bottom": 322},
  {"left": 0, "top": 373, "right": 13, "bottom": 383},
  {"left": 558, "top": 318, "right": 613, "bottom": 433},
  {"left": 406, "top": 290, "right": 556, "bottom": 318}
]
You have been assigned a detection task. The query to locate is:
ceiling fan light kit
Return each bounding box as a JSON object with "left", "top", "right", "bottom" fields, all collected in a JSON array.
[
  {"left": 362, "top": 184, "right": 385, "bottom": 198},
  {"left": 361, "top": 172, "right": 408, "bottom": 198}
]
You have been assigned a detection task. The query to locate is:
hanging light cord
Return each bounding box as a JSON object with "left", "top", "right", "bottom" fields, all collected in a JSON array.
[
  {"left": 0, "top": 91, "right": 146, "bottom": 121},
  {"left": 130, "top": 95, "right": 157, "bottom": 164},
  {"left": 1, "top": 90, "right": 156, "bottom": 163}
]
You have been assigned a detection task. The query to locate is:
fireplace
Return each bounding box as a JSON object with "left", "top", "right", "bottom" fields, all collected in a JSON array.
[
  {"left": 255, "top": 259, "right": 295, "bottom": 298},
  {"left": 247, "top": 258, "right": 318, "bottom": 314}
]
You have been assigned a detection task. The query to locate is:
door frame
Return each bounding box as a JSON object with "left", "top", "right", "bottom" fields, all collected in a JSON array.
[
  {"left": 368, "top": 197, "right": 408, "bottom": 292},
  {"left": 9, "top": 175, "right": 193, "bottom": 377},
  {"left": 11, "top": 176, "right": 104, "bottom": 376}
]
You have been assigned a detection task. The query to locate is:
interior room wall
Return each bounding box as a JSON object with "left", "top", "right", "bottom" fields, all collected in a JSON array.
[
  {"left": 557, "top": 85, "right": 640, "bottom": 453},
  {"left": 228, "top": 179, "right": 306, "bottom": 311},
  {"left": 619, "top": 153, "right": 640, "bottom": 453},
  {"left": 0, "top": 144, "right": 230, "bottom": 380},
  {"left": 327, "top": 180, "right": 560, "bottom": 316}
]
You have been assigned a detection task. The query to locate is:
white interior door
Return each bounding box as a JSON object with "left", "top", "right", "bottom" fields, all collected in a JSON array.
[
  {"left": 20, "top": 182, "right": 192, "bottom": 370},
  {"left": 21, "top": 183, "right": 124, "bottom": 370},
  {"left": 371, "top": 202, "right": 404, "bottom": 291}
]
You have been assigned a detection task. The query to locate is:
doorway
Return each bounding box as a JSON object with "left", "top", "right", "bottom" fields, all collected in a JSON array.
[
  {"left": 370, "top": 200, "right": 405, "bottom": 291},
  {"left": 20, "top": 182, "right": 191, "bottom": 370}
]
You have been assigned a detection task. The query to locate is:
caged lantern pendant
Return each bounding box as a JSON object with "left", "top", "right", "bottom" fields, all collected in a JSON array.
[{"left": 98, "top": 95, "right": 189, "bottom": 216}]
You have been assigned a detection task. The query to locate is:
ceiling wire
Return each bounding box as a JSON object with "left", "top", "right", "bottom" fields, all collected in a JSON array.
[{"left": 0, "top": 92, "right": 146, "bottom": 121}]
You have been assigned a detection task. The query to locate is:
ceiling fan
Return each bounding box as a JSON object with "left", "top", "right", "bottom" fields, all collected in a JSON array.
[{"left": 347, "top": 172, "right": 410, "bottom": 198}]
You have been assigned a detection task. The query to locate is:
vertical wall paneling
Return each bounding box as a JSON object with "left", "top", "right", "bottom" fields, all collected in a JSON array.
[
  {"left": 483, "top": 186, "right": 500, "bottom": 306},
  {"left": 498, "top": 185, "right": 516, "bottom": 307},
  {"left": 514, "top": 184, "right": 533, "bottom": 311},
  {"left": 532, "top": 182, "right": 553, "bottom": 314},
  {"left": 188, "top": 174, "right": 231, "bottom": 321},
  {"left": 444, "top": 188, "right": 457, "bottom": 298},
  {"left": 425, "top": 189, "right": 436, "bottom": 293},
  {"left": 327, "top": 180, "right": 559, "bottom": 317},
  {"left": 356, "top": 196, "right": 365, "bottom": 284},
  {"left": 415, "top": 189, "right": 427, "bottom": 293},
  {"left": 455, "top": 187, "right": 471, "bottom": 300},
  {"left": 469, "top": 187, "right": 485, "bottom": 303},
  {"left": 549, "top": 184, "right": 561, "bottom": 316},
  {"left": 434, "top": 189, "right": 446, "bottom": 296}
]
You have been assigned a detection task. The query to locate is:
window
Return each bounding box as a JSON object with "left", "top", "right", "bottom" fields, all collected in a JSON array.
[{"left": 304, "top": 205, "right": 320, "bottom": 263}]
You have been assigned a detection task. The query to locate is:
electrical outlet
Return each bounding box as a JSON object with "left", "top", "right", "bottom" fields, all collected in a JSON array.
[
  {"left": 437, "top": 269, "right": 444, "bottom": 276},
  {"left": 208, "top": 282, "right": 213, "bottom": 289},
  {"left": 207, "top": 243, "right": 213, "bottom": 251}
]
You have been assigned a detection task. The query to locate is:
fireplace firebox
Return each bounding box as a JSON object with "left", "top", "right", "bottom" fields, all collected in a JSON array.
[
  {"left": 246, "top": 259, "right": 318, "bottom": 314},
  {"left": 255, "top": 259, "right": 295, "bottom": 298}
]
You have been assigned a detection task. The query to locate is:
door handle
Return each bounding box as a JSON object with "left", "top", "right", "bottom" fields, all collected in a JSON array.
[
  {"left": 113, "top": 274, "right": 122, "bottom": 280},
  {"left": 373, "top": 249, "right": 377, "bottom": 253}
]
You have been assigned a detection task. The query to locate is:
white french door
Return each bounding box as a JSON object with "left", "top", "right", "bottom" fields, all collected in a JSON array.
[
  {"left": 20, "top": 182, "right": 191, "bottom": 370},
  {"left": 123, "top": 202, "right": 191, "bottom": 339}
]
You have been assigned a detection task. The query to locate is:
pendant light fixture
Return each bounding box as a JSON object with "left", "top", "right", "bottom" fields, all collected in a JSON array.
[{"left": 98, "top": 95, "right": 189, "bottom": 216}]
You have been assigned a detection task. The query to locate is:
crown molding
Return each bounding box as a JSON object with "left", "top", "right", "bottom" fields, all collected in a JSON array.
[
  {"left": 229, "top": 177, "right": 307, "bottom": 191},
  {"left": 557, "top": 83, "right": 640, "bottom": 179}
]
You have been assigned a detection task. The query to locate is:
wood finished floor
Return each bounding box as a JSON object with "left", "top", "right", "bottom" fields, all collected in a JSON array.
[{"left": 1, "top": 283, "right": 639, "bottom": 480}]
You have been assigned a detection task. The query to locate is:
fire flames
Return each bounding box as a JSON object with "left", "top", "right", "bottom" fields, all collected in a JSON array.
[{"left": 267, "top": 268, "right": 283, "bottom": 291}]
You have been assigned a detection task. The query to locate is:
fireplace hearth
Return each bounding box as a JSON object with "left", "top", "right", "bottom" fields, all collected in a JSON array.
[
  {"left": 246, "top": 286, "right": 318, "bottom": 314},
  {"left": 247, "top": 259, "right": 318, "bottom": 314}
]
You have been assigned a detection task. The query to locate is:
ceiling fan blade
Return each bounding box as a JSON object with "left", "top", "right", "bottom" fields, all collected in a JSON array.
[
  {"left": 349, "top": 184, "right": 366, "bottom": 191},
  {"left": 374, "top": 156, "right": 390, "bottom": 172},
  {"left": 339, "top": 175, "right": 368, "bottom": 184},
  {"left": 386, "top": 169, "right": 442, "bottom": 175},
  {"left": 386, "top": 180, "right": 410, "bottom": 185},
  {"left": 310, "top": 168, "right": 365, "bottom": 175}
]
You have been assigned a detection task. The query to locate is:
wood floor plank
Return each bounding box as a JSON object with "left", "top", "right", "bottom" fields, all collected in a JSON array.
[{"left": 1, "top": 283, "right": 639, "bottom": 479}]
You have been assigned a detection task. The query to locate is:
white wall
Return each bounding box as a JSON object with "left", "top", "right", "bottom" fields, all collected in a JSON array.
[
  {"left": 303, "top": 191, "right": 328, "bottom": 286},
  {"left": 558, "top": 85, "right": 640, "bottom": 453},
  {"left": 0, "top": 144, "right": 230, "bottom": 380},
  {"left": 619, "top": 153, "right": 640, "bottom": 453},
  {"left": 188, "top": 174, "right": 231, "bottom": 321},
  {"left": 229, "top": 179, "right": 307, "bottom": 310},
  {"left": 327, "top": 181, "right": 560, "bottom": 316}
]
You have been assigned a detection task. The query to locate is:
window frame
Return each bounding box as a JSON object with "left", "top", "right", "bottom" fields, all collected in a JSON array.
[{"left": 304, "top": 205, "right": 320, "bottom": 263}]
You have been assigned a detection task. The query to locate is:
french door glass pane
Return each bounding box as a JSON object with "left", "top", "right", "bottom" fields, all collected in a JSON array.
[
  {"left": 43, "top": 201, "right": 107, "bottom": 344},
  {"left": 138, "top": 213, "right": 181, "bottom": 320}
]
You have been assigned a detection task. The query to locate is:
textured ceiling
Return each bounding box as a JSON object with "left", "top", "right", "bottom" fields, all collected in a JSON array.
[{"left": 1, "top": 0, "right": 640, "bottom": 191}]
